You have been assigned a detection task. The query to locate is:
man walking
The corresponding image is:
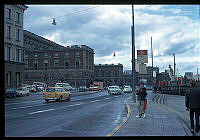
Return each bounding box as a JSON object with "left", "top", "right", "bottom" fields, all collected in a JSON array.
[
  {"left": 136, "top": 82, "right": 147, "bottom": 118},
  {"left": 185, "top": 80, "right": 200, "bottom": 134}
]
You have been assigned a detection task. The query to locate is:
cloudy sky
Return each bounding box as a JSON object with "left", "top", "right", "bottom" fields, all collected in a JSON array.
[{"left": 24, "top": 5, "right": 200, "bottom": 76}]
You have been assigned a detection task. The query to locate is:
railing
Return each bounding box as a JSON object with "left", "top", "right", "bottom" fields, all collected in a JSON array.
[{"left": 158, "top": 85, "right": 190, "bottom": 96}]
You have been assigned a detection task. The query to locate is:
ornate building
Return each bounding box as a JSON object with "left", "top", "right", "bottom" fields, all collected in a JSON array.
[
  {"left": 23, "top": 30, "right": 94, "bottom": 87},
  {"left": 4, "top": 5, "right": 28, "bottom": 89}
]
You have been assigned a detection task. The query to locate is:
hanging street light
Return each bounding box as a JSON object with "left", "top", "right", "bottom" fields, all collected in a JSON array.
[{"left": 52, "top": 18, "right": 56, "bottom": 25}]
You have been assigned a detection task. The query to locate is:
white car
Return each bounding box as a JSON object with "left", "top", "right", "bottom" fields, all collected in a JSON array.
[
  {"left": 123, "top": 86, "right": 132, "bottom": 93},
  {"left": 55, "top": 83, "right": 73, "bottom": 91},
  {"left": 16, "top": 87, "right": 30, "bottom": 96},
  {"left": 108, "top": 86, "right": 123, "bottom": 95}
]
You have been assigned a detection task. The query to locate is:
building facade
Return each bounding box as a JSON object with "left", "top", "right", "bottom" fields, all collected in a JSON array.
[
  {"left": 94, "top": 64, "right": 123, "bottom": 87},
  {"left": 23, "top": 30, "right": 94, "bottom": 87},
  {"left": 4, "top": 5, "right": 28, "bottom": 89},
  {"left": 123, "top": 66, "right": 159, "bottom": 87}
]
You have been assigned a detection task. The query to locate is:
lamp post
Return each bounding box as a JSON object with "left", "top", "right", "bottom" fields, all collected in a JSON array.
[{"left": 131, "top": 4, "right": 136, "bottom": 102}]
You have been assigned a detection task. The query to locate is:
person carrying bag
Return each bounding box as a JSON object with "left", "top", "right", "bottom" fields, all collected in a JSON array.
[{"left": 136, "top": 82, "right": 147, "bottom": 118}]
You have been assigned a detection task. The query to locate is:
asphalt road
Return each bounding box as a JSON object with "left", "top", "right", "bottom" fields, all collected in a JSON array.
[{"left": 5, "top": 90, "right": 132, "bottom": 137}]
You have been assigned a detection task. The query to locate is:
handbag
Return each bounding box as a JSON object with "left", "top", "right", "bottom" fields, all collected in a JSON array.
[{"left": 144, "top": 99, "right": 147, "bottom": 110}]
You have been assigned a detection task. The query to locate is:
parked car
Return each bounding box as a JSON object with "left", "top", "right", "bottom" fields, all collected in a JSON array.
[
  {"left": 55, "top": 83, "right": 73, "bottom": 91},
  {"left": 146, "top": 86, "right": 153, "bottom": 90},
  {"left": 108, "top": 86, "right": 123, "bottom": 95},
  {"left": 29, "top": 85, "right": 37, "bottom": 92},
  {"left": 5, "top": 88, "right": 17, "bottom": 97},
  {"left": 123, "top": 85, "right": 132, "bottom": 93},
  {"left": 89, "top": 86, "right": 99, "bottom": 91},
  {"left": 16, "top": 87, "right": 30, "bottom": 96},
  {"left": 79, "top": 86, "right": 88, "bottom": 92},
  {"left": 43, "top": 87, "right": 71, "bottom": 102}
]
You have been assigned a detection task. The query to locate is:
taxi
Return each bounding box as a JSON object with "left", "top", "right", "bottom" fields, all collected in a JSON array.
[{"left": 43, "top": 87, "right": 71, "bottom": 102}]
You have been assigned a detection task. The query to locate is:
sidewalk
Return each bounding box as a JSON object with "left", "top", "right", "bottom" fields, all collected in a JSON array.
[{"left": 114, "top": 93, "right": 190, "bottom": 136}]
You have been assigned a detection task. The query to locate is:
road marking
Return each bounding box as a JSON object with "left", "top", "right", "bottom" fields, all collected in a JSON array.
[
  {"left": 5, "top": 100, "right": 42, "bottom": 106},
  {"left": 114, "top": 96, "right": 118, "bottom": 97},
  {"left": 106, "top": 99, "right": 131, "bottom": 136},
  {"left": 68, "top": 103, "right": 82, "bottom": 107},
  {"left": 105, "top": 98, "right": 110, "bottom": 100},
  {"left": 91, "top": 100, "right": 100, "bottom": 103},
  {"left": 11, "top": 104, "right": 48, "bottom": 110},
  {"left": 28, "top": 109, "right": 55, "bottom": 115}
]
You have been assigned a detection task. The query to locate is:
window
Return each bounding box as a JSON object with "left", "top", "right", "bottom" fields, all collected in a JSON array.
[
  {"left": 16, "top": 72, "right": 20, "bottom": 87},
  {"left": 7, "top": 47, "right": 11, "bottom": 61},
  {"left": 44, "top": 53, "right": 48, "bottom": 57},
  {"left": 65, "top": 53, "right": 69, "bottom": 56},
  {"left": 16, "top": 49, "right": 20, "bottom": 62},
  {"left": 7, "top": 8, "right": 11, "bottom": 19},
  {"left": 76, "top": 61, "right": 80, "bottom": 69},
  {"left": 34, "top": 60, "right": 38, "bottom": 70},
  {"left": 16, "top": 12, "right": 20, "bottom": 23},
  {"left": 7, "top": 26, "right": 11, "bottom": 38},
  {"left": 65, "top": 61, "right": 69, "bottom": 69},
  {"left": 16, "top": 29, "right": 20, "bottom": 41},
  {"left": 44, "top": 59, "right": 48, "bottom": 70},
  {"left": 54, "top": 59, "right": 59, "bottom": 67},
  {"left": 76, "top": 52, "right": 80, "bottom": 55},
  {"left": 55, "top": 53, "right": 58, "bottom": 57},
  {"left": 7, "top": 72, "right": 11, "bottom": 86},
  {"left": 34, "top": 54, "right": 38, "bottom": 57},
  {"left": 22, "top": 50, "right": 25, "bottom": 62}
]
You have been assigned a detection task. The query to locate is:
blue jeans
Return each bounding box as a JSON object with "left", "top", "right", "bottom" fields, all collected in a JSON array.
[{"left": 132, "top": 93, "right": 136, "bottom": 102}]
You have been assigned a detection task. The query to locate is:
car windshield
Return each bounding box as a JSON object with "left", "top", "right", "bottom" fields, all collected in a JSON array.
[
  {"left": 6, "top": 88, "right": 15, "bottom": 92},
  {"left": 46, "top": 88, "right": 55, "bottom": 92}
]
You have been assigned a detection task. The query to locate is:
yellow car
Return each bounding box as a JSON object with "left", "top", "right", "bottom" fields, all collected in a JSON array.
[{"left": 43, "top": 87, "right": 71, "bottom": 102}]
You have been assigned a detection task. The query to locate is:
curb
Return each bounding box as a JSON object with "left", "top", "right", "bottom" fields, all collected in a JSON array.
[{"left": 106, "top": 97, "right": 132, "bottom": 136}]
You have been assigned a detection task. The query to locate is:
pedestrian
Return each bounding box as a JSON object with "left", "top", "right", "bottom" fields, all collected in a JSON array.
[
  {"left": 136, "top": 81, "right": 147, "bottom": 118},
  {"left": 185, "top": 80, "right": 200, "bottom": 134}
]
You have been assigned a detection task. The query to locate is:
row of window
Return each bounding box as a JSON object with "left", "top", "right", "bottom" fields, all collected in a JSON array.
[
  {"left": 6, "top": 25, "right": 20, "bottom": 41},
  {"left": 33, "top": 52, "right": 80, "bottom": 58},
  {"left": 5, "top": 71, "right": 20, "bottom": 87},
  {"left": 6, "top": 46, "right": 25, "bottom": 62},
  {"left": 6, "top": 8, "right": 21, "bottom": 23}
]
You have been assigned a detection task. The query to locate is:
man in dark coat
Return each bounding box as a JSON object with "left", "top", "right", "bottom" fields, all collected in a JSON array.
[
  {"left": 136, "top": 82, "right": 147, "bottom": 118},
  {"left": 185, "top": 80, "right": 200, "bottom": 134}
]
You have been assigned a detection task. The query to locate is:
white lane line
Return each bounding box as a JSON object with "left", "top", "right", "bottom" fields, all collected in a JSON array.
[
  {"left": 5, "top": 100, "right": 42, "bottom": 106},
  {"left": 28, "top": 109, "right": 55, "bottom": 115},
  {"left": 114, "top": 96, "right": 119, "bottom": 97},
  {"left": 68, "top": 103, "right": 82, "bottom": 107},
  {"left": 91, "top": 100, "right": 100, "bottom": 103},
  {"left": 105, "top": 98, "right": 110, "bottom": 99},
  {"left": 11, "top": 104, "right": 48, "bottom": 110}
]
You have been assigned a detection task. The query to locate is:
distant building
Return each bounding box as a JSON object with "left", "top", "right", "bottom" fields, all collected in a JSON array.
[
  {"left": 4, "top": 5, "right": 28, "bottom": 89},
  {"left": 94, "top": 64, "right": 123, "bottom": 86},
  {"left": 157, "top": 72, "right": 171, "bottom": 82},
  {"left": 23, "top": 30, "right": 94, "bottom": 87},
  {"left": 184, "top": 72, "right": 193, "bottom": 80}
]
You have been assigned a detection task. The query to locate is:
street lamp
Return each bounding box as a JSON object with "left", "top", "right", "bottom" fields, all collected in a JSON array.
[{"left": 131, "top": 4, "right": 136, "bottom": 102}]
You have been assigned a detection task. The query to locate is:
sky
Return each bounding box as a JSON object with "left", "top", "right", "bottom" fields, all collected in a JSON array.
[{"left": 24, "top": 5, "right": 200, "bottom": 76}]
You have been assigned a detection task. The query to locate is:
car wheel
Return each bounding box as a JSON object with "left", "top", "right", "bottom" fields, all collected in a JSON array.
[
  {"left": 59, "top": 95, "right": 62, "bottom": 102},
  {"left": 45, "top": 99, "right": 49, "bottom": 102}
]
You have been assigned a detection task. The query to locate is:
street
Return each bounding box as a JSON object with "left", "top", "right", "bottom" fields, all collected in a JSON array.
[{"left": 5, "top": 91, "right": 131, "bottom": 136}]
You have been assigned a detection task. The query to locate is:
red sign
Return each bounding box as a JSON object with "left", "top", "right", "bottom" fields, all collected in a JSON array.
[{"left": 137, "top": 50, "right": 147, "bottom": 55}]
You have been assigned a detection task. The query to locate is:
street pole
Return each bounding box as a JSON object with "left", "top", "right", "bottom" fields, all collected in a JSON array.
[
  {"left": 151, "top": 36, "right": 153, "bottom": 86},
  {"left": 132, "top": 4, "right": 136, "bottom": 102},
  {"left": 173, "top": 53, "right": 176, "bottom": 81}
]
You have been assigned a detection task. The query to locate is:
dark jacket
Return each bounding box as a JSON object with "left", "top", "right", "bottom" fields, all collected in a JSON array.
[
  {"left": 185, "top": 87, "right": 200, "bottom": 110},
  {"left": 136, "top": 87, "right": 147, "bottom": 101}
]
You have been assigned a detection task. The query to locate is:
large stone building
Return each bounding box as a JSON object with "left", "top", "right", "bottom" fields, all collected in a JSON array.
[
  {"left": 23, "top": 30, "right": 95, "bottom": 87},
  {"left": 94, "top": 64, "right": 123, "bottom": 86},
  {"left": 4, "top": 5, "right": 28, "bottom": 89}
]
